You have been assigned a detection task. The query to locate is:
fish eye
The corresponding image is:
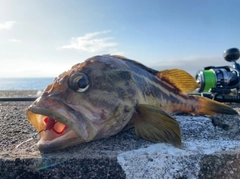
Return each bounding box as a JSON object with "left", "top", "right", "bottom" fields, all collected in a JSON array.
[{"left": 69, "top": 72, "right": 89, "bottom": 92}]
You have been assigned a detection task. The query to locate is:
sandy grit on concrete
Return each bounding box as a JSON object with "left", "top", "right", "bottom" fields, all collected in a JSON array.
[{"left": 0, "top": 90, "right": 240, "bottom": 179}]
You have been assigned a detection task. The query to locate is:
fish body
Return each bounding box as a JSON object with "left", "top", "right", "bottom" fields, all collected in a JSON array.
[{"left": 27, "top": 55, "right": 237, "bottom": 152}]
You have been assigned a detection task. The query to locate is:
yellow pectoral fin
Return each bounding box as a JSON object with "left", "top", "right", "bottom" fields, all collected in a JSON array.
[
  {"left": 156, "top": 69, "right": 199, "bottom": 92},
  {"left": 133, "top": 104, "right": 182, "bottom": 148}
]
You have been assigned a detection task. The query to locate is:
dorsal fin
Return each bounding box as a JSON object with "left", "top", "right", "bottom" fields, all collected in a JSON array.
[
  {"left": 110, "top": 55, "right": 129, "bottom": 60},
  {"left": 156, "top": 69, "right": 199, "bottom": 92}
]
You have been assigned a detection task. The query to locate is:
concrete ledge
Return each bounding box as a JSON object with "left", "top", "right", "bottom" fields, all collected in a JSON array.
[
  {"left": 118, "top": 141, "right": 240, "bottom": 179},
  {"left": 0, "top": 91, "right": 240, "bottom": 178}
]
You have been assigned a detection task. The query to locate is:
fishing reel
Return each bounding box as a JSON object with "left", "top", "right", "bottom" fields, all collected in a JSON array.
[{"left": 195, "top": 48, "right": 240, "bottom": 102}]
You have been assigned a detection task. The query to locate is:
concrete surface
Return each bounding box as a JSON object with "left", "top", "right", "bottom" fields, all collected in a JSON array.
[{"left": 0, "top": 91, "right": 240, "bottom": 179}]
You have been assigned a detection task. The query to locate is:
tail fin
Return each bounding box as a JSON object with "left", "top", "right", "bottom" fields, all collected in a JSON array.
[
  {"left": 156, "top": 68, "right": 237, "bottom": 115},
  {"left": 195, "top": 96, "right": 238, "bottom": 115}
]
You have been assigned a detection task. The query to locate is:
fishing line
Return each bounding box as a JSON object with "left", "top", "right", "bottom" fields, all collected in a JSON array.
[
  {"left": 23, "top": 143, "right": 38, "bottom": 151},
  {"left": 16, "top": 119, "right": 67, "bottom": 150},
  {"left": 202, "top": 70, "right": 216, "bottom": 92},
  {"left": 15, "top": 129, "right": 44, "bottom": 150},
  {"left": 16, "top": 119, "right": 57, "bottom": 150}
]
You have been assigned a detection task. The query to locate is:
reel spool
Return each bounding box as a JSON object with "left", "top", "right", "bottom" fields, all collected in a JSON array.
[{"left": 196, "top": 69, "right": 216, "bottom": 92}]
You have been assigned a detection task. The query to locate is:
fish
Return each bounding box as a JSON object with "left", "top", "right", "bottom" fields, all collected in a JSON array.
[{"left": 26, "top": 55, "right": 238, "bottom": 152}]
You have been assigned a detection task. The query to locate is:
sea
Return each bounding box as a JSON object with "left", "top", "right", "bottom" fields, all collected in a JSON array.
[{"left": 0, "top": 78, "right": 55, "bottom": 90}]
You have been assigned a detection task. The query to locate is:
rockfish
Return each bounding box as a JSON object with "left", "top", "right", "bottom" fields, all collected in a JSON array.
[{"left": 26, "top": 55, "right": 237, "bottom": 152}]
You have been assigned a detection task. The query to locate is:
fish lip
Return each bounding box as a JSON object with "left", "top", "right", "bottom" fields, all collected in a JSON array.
[
  {"left": 28, "top": 96, "right": 95, "bottom": 139},
  {"left": 27, "top": 105, "right": 81, "bottom": 152},
  {"left": 27, "top": 105, "right": 73, "bottom": 132},
  {"left": 26, "top": 97, "right": 98, "bottom": 152},
  {"left": 37, "top": 129, "right": 81, "bottom": 153}
]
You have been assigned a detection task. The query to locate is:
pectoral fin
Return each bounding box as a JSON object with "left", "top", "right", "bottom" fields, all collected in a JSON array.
[{"left": 133, "top": 104, "right": 182, "bottom": 148}]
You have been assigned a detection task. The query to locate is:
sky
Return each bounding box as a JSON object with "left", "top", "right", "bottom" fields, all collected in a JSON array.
[{"left": 0, "top": 0, "right": 240, "bottom": 78}]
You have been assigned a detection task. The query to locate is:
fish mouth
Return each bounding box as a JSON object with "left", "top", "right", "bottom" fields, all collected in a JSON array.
[{"left": 26, "top": 97, "right": 97, "bottom": 152}]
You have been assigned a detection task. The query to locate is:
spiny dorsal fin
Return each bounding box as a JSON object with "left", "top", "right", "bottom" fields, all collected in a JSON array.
[
  {"left": 133, "top": 104, "right": 182, "bottom": 148},
  {"left": 156, "top": 69, "right": 199, "bottom": 92}
]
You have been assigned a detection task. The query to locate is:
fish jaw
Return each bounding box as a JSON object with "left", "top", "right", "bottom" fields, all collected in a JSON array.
[{"left": 26, "top": 97, "right": 98, "bottom": 152}]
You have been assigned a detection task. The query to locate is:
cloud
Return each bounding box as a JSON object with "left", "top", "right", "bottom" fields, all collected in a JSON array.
[
  {"left": 59, "top": 30, "right": 117, "bottom": 53},
  {"left": 0, "top": 21, "right": 16, "bottom": 30},
  {"left": 9, "top": 39, "right": 22, "bottom": 43}
]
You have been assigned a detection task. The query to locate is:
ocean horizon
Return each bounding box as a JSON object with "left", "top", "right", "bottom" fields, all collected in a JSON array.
[{"left": 0, "top": 78, "right": 54, "bottom": 90}]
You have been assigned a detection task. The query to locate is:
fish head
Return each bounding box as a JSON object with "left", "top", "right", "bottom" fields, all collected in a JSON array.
[{"left": 26, "top": 55, "right": 137, "bottom": 152}]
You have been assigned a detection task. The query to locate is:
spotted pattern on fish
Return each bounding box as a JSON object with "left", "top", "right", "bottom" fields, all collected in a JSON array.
[{"left": 88, "top": 55, "right": 196, "bottom": 114}]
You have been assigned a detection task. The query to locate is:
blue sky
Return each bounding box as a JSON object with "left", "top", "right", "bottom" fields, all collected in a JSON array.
[{"left": 1, "top": 0, "right": 240, "bottom": 77}]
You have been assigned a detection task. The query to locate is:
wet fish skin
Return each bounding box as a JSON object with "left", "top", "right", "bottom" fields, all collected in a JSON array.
[{"left": 26, "top": 55, "right": 237, "bottom": 152}]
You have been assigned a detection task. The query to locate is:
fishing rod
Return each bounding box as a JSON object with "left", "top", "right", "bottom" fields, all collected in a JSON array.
[{"left": 0, "top": 97, "right": 37, "bottom": 101}]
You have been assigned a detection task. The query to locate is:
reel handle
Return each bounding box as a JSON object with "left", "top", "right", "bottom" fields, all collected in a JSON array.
[{"left": 223, "top": 48, "right": 240, "bottom": 62}]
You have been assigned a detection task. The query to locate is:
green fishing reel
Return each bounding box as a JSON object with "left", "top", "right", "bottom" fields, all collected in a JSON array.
[
  {"left": 195, "top": 68, "right": 239, "bottom": 93},
  {"left": 195, "top": 48, "right": 240, "bottom": 94}
]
